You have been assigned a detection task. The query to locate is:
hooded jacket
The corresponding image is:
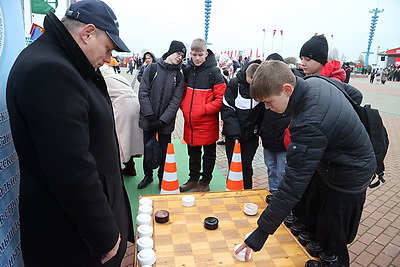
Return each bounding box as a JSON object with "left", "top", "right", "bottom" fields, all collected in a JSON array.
[
  {"left": 245, "top": 77, "right": 376, "bottom": 251},
  {"left": 137, "top": 52, "right": 157, "bottom": 82},
  {"left": 319, "top": 60, "right": 346, "bottom": 81},
  {"left": 6, "top": 12, "right": 133, "bottom": 266},
  {"left": 180, "top": 49, "right": 226, "bottom": 146},
  {"left": 221, "top": 60, "right": 264, "bottom": 141},
  {"left": 138, "top": 58, "right": 184, "bottom": 134}
]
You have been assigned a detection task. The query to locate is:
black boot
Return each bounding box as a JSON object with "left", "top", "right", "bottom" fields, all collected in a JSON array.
[
  {"left": 137, "top": 175, "right": 153, "bottom": 189},
  {"left": 122, "top": 159, "right": 137, "bottom": 176}
]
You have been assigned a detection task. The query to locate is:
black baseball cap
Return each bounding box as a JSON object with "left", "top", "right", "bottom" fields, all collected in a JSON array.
[{"left": 65, "top": 0, "right": 130, "bottom": 52}]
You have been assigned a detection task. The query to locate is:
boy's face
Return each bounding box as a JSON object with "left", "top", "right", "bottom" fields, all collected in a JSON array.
[
  {"left": 260, "top": 86, "right": 292, "bottom": 114},
  {"left": 300, "top": 56, "right": 324, "bottom": 75},
  {"left": 190, "top": 50, "right": 208, "bottom": 66},
  {"left": 166, "top": 52, "right": 185, "bottom": 65},
  {"left": 144, "top": 54, "right": 153, "bottom": 66}
]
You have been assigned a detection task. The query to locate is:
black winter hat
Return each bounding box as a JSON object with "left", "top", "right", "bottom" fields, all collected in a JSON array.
[
  {"left": 266, "top": 53, "right": 284, "bottom": 62},
  {"left": 164, "top": 40, "right": 186, "bottom": 58},
  {"left": 299, "top": 35, "right": 328, "bottom": 65}
]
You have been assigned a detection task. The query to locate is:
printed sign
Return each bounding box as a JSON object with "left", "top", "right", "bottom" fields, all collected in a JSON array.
[{"left": 0, "top": 0, "right": 25, "bottom": 266}]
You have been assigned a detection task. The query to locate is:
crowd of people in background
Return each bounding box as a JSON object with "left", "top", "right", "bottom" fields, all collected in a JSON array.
[{"left": 369, "top": 66, "right": 400, "bottom": 84}]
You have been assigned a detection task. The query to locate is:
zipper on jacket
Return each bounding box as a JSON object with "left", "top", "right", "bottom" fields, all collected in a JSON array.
[{"left": 189, "top": 70, "right": 196, "bottom": 144}]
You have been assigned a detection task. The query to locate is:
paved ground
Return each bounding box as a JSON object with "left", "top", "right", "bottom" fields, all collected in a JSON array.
[{"left": 121, "top": 69, "right": 400, "bottom": 266}]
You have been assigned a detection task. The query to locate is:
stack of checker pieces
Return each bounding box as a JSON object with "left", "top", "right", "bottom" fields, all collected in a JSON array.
[{"left": 135, "top": 189, "right": 314, "bottom": 266}]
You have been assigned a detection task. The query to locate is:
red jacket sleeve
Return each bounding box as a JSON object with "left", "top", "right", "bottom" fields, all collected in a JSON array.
[{"left": 205, "top": 82, "right": 226, "bottom": 115}]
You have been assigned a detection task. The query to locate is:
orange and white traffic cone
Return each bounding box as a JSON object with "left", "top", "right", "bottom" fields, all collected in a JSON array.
[
  {"left": 226, "top": 142, "right": 244, "bottom": 191},
  {"left": 160, "top": 143, "right": 180, "bottom": 194}
]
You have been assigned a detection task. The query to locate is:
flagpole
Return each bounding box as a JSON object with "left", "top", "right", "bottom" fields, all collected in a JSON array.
[
  {"left": 272, "top": 29, "right": 276, "bottom": 52},
  {"left": 262, "top": 28, "right": 265, "bottom": 60}
]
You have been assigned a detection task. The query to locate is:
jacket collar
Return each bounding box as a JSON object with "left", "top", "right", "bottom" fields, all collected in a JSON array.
[
  {"left": 286, "top": 77, "right": 307, "bottom": 114},
  {"left": 44, "top": 12, "right": 97, "bottom": 80}
]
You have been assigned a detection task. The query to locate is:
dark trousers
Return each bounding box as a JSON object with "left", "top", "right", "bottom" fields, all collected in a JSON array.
[
  {"left": 225, "top": 135, "right": 259, "bottom": 189},
  {"left": 187, "top": 143, "right": 216, "bottom": 185},
  {"left": 294, "top": 174, "right": 365, "bottom": 266},
  {"left": 142, "top": 130, "right": 171, "bottom": 181}
]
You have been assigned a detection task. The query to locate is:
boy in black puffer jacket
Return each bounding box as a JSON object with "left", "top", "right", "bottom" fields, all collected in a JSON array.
[
  {"left": 236, "top": 61, "right": 376, "bottom": 267},
  {"left": 221, "top": 61, "right": 264, "bottom": 189},
  {"left": 137, "top": 40, "right": 186, "bottom": 189}
]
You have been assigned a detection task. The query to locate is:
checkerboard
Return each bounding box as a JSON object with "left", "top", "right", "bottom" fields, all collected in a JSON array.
[{"left": 136, "top": 190, "right": 313, "bottom": 266}]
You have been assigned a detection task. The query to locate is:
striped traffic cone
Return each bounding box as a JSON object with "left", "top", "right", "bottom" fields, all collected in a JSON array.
[
  {"left": 160, "top": 143, "right": 180, "bottom": 194},
  {"left": 226, "top": 142, "right": 244, "bottom": 191}
]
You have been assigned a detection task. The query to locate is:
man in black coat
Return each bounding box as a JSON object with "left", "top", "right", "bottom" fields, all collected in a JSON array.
[
  {"left": 235, "top": 61, "right": 376, "bottom": 266},
  {"left": 6, "top": 1, "right": 133, "bottom": 266}
]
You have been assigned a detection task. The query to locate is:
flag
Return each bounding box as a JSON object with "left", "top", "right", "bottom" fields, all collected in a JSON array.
[
  {"left": 30, "top": 23, "right": 45, "bottom": 41},
  {"left": 280, "top": 30, "right": 283, "bottom": 36},
  {"left": 32, "top": 0, "right": 58, "bottom": 14},
  {"left": 273, "top": 29, "right": 276, "bottom": 36}
]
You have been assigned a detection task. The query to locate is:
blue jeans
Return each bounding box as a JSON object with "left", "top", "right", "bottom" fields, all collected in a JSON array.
[{"left": 263, "top": 149, "right": 287, "bottom": 194}]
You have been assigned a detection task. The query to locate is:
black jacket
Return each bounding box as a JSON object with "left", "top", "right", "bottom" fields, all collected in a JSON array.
[
  {"left": 221, "top": 60, "right": 264, "bottom": 141},
  {"left": 245, "top": 77, "right": 376, "bottom": 251},
  {"left": 259, "top": 110, "right": 291, "bottom": 152},
  {"left": 138, "top": 58, "right": 184, "bottom": 134},
  {"left": 6, "top": 13, "right": 133, "bottom": 266}
]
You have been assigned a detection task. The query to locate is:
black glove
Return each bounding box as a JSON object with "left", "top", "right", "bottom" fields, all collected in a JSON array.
[
  {"left": 148, "top": 120, "right": 165, "bottom": 132},
  {"left": 244, "top": 227, "right": 269, "bottom": 252}
]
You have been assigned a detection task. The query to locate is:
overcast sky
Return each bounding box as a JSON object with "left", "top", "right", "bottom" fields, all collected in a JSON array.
[{"left": 43, "top": 0, "right": 400, "bottom": 63}]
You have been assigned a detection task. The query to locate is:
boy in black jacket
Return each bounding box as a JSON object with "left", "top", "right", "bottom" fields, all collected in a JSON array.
[
  {"left": 221, "top": 61, "right": 264, "bottom": 189},
  {"left": 235, "top": 61, "right": 375, "bottom": 266}
]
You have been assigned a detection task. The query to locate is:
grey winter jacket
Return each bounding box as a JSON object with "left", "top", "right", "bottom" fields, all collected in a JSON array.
[
  {"left": 245, "top": 77, "right": 376, "bottom": 251},
  {"left": 138, "top": 58, "right": 184, "bottom": 134}
]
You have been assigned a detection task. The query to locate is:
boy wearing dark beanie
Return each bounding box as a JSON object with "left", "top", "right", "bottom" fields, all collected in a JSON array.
[
  {"left": 299, "top": 35, "right": 328, "bottom": 65},
  {"left": 137, "top": 40, "right": 186, "bottom": 189},
  {"left": 164, "top": 40, "right": 187, "bottom": 58},
  {"left": 299, "top": 35, "right": 346, "bottom": 81}
]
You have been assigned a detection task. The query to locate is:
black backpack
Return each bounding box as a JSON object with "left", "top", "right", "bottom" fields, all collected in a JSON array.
[{"left": 305, "top": 75, "right": 389, "bottom": 188}]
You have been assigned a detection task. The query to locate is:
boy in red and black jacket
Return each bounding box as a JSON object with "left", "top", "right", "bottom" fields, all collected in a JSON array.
[{"left": 180, "top": 38, "right": 226, "bottom": 192}]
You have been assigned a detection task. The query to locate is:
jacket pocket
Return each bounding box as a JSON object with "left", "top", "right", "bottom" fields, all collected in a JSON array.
[
  {"left": 286, "top": 143, "right": 309, "bottom": 169},
  {"left": 103, "top": 175, "right": 116, "bottom": 207}
]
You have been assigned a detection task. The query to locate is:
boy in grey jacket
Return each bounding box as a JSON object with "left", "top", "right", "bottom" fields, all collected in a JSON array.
[{"left": 137, "top": 40, "right": 186, "bottom": 189}]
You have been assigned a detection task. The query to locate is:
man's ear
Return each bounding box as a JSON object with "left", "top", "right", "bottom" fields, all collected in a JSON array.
[
  {"left": 80, "top": 24, "right": 96, "bottom": 44},
  {"left": 282, "top": 84, "right": 294, "bottom": 97}
]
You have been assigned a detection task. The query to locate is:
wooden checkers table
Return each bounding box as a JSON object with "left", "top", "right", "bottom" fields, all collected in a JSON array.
[{"left": 136, "top": 190, "right": 312, "bottom": 266}]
